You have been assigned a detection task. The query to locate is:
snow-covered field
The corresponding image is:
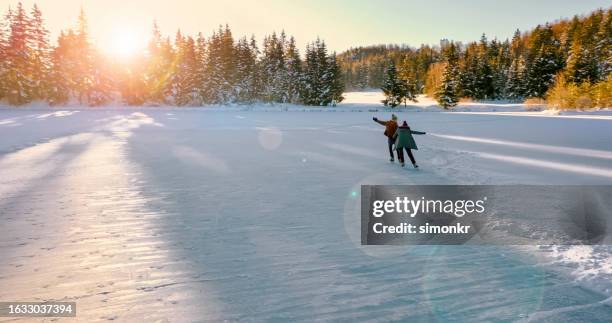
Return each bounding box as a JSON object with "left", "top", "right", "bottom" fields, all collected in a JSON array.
[{"left": 0, "top": 92, "right": 611, "bottom": 321}]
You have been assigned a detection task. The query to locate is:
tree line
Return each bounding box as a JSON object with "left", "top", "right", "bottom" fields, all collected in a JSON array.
[
  {"left": 342, "top": 8, "right": 611, "bottom": 109},
  {"left": 0, "top": 3, "right": 344, "bottom": 106}
]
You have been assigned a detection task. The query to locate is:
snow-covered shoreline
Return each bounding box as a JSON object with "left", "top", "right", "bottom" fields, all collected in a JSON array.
[{"left": 1, "top": 91, "right": 611, "bottom": 113}]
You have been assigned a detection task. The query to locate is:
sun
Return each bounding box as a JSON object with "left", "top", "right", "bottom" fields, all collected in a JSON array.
[{"left": 107, "top": 27, "right": 146, "bottom": 58}]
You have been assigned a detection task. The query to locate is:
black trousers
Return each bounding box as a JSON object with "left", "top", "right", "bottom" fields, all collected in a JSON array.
[
  {"left": 397, "top": 147, "right": 416, "bottom": 164},
  {"left": 387, "top": 137, "right": 395, "bottom": 159}
]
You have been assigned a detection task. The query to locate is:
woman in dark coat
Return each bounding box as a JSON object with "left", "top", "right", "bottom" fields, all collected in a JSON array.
[{"left": 394, "top": 121, "right": 426, "bottom": 168}]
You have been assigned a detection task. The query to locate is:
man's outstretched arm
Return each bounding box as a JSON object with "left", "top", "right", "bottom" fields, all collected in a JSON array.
[{"left": 372, "top": 117, "right": 387, "bottom": 126}]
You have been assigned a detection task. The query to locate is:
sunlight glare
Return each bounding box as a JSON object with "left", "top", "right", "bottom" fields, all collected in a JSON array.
[{"left": 108, "top": 27, "right": 146, "bottom": 58}]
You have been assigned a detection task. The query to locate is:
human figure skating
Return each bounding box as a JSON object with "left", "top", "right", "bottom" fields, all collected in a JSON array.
[
  {"left": 394, "top": 121, "right": 426, "bottom": 168},
  {"left": 372, "top": 114, "right": 398, "bottom": 162}
]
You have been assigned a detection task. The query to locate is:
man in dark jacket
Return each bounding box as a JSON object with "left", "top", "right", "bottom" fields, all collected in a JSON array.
[{"left": 373, "top": 114, "right": 398, "bottom": 162}]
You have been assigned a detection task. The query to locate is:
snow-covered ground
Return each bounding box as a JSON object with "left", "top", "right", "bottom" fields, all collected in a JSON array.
[{"left": 0, "top": 94, "right": 611, "bottom": 321}]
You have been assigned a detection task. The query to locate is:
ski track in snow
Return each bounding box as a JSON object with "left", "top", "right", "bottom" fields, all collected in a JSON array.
[{"left": 0, "top": 100, "right": 611, "bottom": 321}]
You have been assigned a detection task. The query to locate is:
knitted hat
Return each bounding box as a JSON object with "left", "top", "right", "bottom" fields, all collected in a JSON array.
[{"left": 391, "top": 114, "right": 398, "bottom": 120}]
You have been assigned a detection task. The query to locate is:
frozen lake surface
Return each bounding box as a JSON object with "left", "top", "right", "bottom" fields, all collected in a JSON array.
[{"left": 0, "top": 98, "right": 611, "bottom": 321}]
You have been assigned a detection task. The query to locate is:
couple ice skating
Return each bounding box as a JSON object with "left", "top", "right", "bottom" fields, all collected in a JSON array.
[{"left": 373, "top": 114, "right": 426, "bottom": 168}]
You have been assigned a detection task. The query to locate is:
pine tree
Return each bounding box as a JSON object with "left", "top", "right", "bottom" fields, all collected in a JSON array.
[
  {"left": 248, "top": 35, "right": 262, "bottom": 101},
  {"left": 505, "top": 29, "right": 527, "bottom": 100},
  {"left": 459, "top": 43, "right": 478, "bottom": 98},
  {"left": 204, "top": 28, "right": 223, "bottom": 103},
  {"left": 596, "top": 9, "right": 612, "bottom": 78},
  {"left": 491, "top": 39, "right": 511, "bottom": 99},
  {"left": 261, "top": 32, "right": 286, "bottom": 102},
  {"left": 404, "top": 78, "right": 418, "bottom": 103},
  {"left": 301, "top": 41, "right": 319, "bottom": 105},
  {"left": 354, "top": 64, "right": 369, "bottom": 89},
  {"left": 565, "top": 33, "right": 590, "bottom": 84},
  {"left": 157, "top": 36, "right": 176, "bottom": 103},
  {"left": 0, "top": 7, "right": 11, "bottom": 101},
  {"left": 436, "top": 42, "right": 459, "bottom": 109},
  {"left": 193, "top": 32, "right": 207, "bottom": 104},
  {"left": 29, "top": 4, "right": 50, "bottom": 101},
  {"left": 88, "top": 52, "right": 113, "bottom": 106},
  {"left": 326, "top": 52, "right": 344, "bottom": 105},
  {"left": 174, "top": 34, "right": 198, "bottom": 106},
  {"left": 314, "top": 39, "right": 330, "bottom": 105},
  {"left": 234, "top": 36, "right": 257, "bottom": 103},
  {"left": 301, "top": 38, "right": 335, "bottom": 106},
  {"left": 221, "top": 25, "right": 237, "bottom": 102},
  {"left": 47, "top": 31, "right": 69, "bottom": 105},
  {"left": 474, "top": 34, "right": 494, "bottom": 99},
  {"left": 506, "top": 56, "right": 526, "bottom": 100},
  {"left": 524, "top": 24, "right": 563, "bottom": 98},
  {"left": 5, "top": 2, "right": 33, "bottom": 105},
  {"left": 204, "top": 25, "right": 236, "bottom": 103},
  {"left": 561, "top": 16, "right": 581, "bottom": 64},
  {"left": 597, "top": 9, "right": 611, "bottom": 78},
  {"left": 381, "top": 61, "right": 405, "bottom": 107},
  {"left": 284, "top": 36, "right": 302, "bottom": 103},
  {"left": 74, "top": 7, "right": 93, "bottom": 104},
  {"left": 145, "top": 21, "right": 173, "bottom": 104}
]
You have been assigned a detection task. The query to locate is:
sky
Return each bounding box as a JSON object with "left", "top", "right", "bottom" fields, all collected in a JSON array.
[{"left": 3, "top": 0, "right": 611, "bottom": 55}]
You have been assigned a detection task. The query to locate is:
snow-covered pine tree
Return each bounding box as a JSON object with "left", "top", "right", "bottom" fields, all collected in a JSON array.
[
  {"left": 0, "top": 8, "right": 10, "bottom": 101},
  {"left": 248, "top": 35, "right": 262, "bottom": 102},
  {"left": 474, "top": 34, "right": 494, "bottom": 100},
  {"left": 458, "top": 43, "right": 478, "bottom": 98},
  {"left": 174, "top": 34, "right": 199, "bottom": 106},
  {"left": 301, "top": 39, "right": 335, "bottom": 105},
  {"left": 219, "top": 24, "right": 236, "bottom": 103},
  {"left": 204, "top": 28, "right": 223, "bottom": 103},
  {"left": 326, "top": 52, "right": 345, "bottom": 105},
  {"left": 5, "top": 2, "right": 33, "bottom": 105},
  {"left": 561, "top": 16, "right": 581, "bottom": 65},
  {"left": 436, "top": 42, "right": 459, "bottom": 109},
  {"left": 160, "top": 30, "right": 183, "bottom": 105},
  {"left": 506, "top": 56, "right": 526, "bottom": 100},
  {"left": 381, "top": 61, "right": 404, "bottom": 107},
  {"left": 29, "top": 4, "right": 50, "bottom": 101},
  {"left": 301, "top": 41, "right": 318, "bottom": 105},
  {"left": 47, "top": 31, "right": 71, "bottom": 105},
  {"left": 404, "top": 78, "right": 418, "bottom": 103},
  {"left": 234, "top": 36, "right": 257, "bottom": 103},
  {"left": 158, "top": 36, "right": 176, "bottom": 103},
  {"left": 596, "top": 9, "right": 611, "bottom": 79},
  {"left": 565, "top": 11, "right": 602, "bottom": 84},
  {"left": 74, "top": 7, "right": 94, "bottom": 104},
  {"left": 284, "top": 36, "right": 302, "bottom": 104},
  {"left": 315, "top": 39, "right": 330, "bottom": 105},
  {"left": 354, "top": 64, "right": 369, "bottom": 89},
  {"left": 145, "top": 21, "right": 172, "bottom": 104},
  {"left": 192, "top": 32, "right": 207, "bottom": 105},
  {"left": 491, "top": 39, "right": 511, "bottom": 99},
  {"left": 88, "top": 52, "right": 113, "bottom": 106},
  {"left": 260, "top": 32, "right": 286, "bottom": 102},
  {"left": 524, "top": 24, "right": 563, "bottom": 98}
]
